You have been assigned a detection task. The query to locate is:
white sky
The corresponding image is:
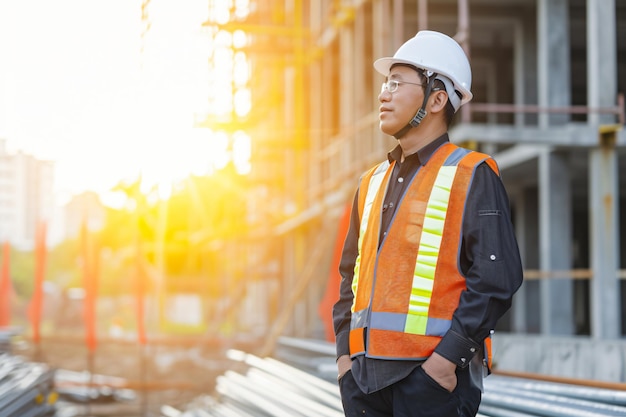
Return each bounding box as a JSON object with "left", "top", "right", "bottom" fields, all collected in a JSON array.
[{"left": 0, "top": 0, "right": 218, "bottom": 205}]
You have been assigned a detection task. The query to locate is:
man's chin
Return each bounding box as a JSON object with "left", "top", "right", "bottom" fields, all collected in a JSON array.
[{"left": 379, "top": 122, "right": 397, "bottom": 136}]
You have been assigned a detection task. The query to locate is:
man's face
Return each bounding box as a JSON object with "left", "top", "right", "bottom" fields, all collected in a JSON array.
[{"left": 378, "top": 65, "right": 424, "bottom": 136}]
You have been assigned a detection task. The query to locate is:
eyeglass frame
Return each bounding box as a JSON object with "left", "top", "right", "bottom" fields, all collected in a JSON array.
[{"left": 380, "top": 79, "right": 425, "bottom": 94}]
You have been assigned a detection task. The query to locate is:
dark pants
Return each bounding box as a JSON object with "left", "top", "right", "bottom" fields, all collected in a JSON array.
[{"left": 338, "top": 365, "right": 481, "bottom": 417}]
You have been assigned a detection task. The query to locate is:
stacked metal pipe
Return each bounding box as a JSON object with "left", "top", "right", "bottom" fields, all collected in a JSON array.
[
  {"left": 163, "top": 337, "right": 626, "bottom": 417},
  {"left": 160, "top": 349, "right": 343, "bottom": 417},
  {"left": 0, "top": 353, "right": 56, "bottom": 417},
  {"left": 481, "top": 375, "right": 626, "bottom": 417}
]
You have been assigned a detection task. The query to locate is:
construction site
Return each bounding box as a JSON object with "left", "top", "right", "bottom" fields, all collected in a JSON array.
[
  {"left": 198, "top": 0, "right": 626, "bottom": 372},
  {"left": 2, "top": 0, "right": 626, "bottom": 416}
]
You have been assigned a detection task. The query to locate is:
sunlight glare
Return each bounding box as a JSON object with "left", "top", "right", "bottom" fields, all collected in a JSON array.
[
  {"left": 233, "top": 30, "right": 247, "bottom": 49},
  {"left": 129, "top": 0, "right": 225, "bottom": 199},
  {"left": 215, "top": 30, "right": 233, "bottom": 47},
  {"left": 212, "top": 131, "right": 230, "bottom": 171},
  {"left": 0, "top": 0, "right": 254, "bottom": 208},
  {"left": 213, "top": 4, "right": 230, "bottom": 25},
  {"left": 232, "top": 131, "right": 251, "bottom": 175},
  {"left": 234, "top": 0, "right": 251, "bottom": 19},
  {"left": 233, "top": 52, "right": 249, "bottom": 86},
  {"left": 234, "top": 89, "right": 251, "bottom": 117}
]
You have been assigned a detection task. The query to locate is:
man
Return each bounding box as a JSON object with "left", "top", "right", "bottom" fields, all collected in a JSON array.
[{"left": 332, "top": 30, "right": 523, "bottom": 417}]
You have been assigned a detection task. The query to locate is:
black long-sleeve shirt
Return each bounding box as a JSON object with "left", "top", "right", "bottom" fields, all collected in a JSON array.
[{"left": 332, "top": 134, "right": 524, "bottom": 394}]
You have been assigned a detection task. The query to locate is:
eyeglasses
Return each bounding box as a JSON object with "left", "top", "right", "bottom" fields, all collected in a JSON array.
[{"left": 380, "top": 79, "right": 425, "bottom": 94}]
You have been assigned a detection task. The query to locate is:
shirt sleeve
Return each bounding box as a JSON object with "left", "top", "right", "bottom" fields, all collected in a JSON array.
[
  {"left": 434, "top": 162, "right": 524, "bottom": 367},
  {"left": 332, "top": 190, "right": 361, "bottom": 360}
]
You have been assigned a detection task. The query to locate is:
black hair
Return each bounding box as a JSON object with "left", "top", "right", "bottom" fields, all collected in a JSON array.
[{"left": 433, "top": 79, "right": 456, "bottom": 127}]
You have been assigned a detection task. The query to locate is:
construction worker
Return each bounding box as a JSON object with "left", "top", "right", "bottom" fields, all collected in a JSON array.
[{"left": 332, "top": 30, "right": 523, "bottom": 417}]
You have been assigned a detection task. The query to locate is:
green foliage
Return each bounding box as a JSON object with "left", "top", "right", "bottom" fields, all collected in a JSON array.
[
  {"left": 81, "top": 165, "right": 250, "bottom": 294},
  {"left": 4, "top": 163, "right": 255, "bottom": 301},
  {"left": 4, "top": 248, "right": 35, "bottom": 299},
  {"left": 46, "top": 238, "right": 82, "bottom": 288}
]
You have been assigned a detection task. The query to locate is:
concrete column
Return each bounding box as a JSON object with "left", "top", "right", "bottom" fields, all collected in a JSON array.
[
  {"left": 587, "top": 0, "right": 620, "bottom": 340},
  {"left": 308, "top": 1, "right": 322, "bottom": 196},
  {"left": 373, "top": 0, "right": 392, "bottom": 149},
  {"left": 393, "top": 0, "right": 404, "bottom": 49},
  {"left": 539, "top": 150, "right": 574, "bottom": 335},
  {"left": 513, "top": 21, "right": 525, "bottom": 127},
  {"left": 339, "top": 17, "right": 354, "bottom": 173},
  {"left": 486, "top": 38, "right": 499, "bottom": 125},
  {"left": 522, "top": 187, "right": 541, "bottom": 333},
  {"left": 514, "top": 13, "right": 538, "bottom": 126},
  {"left": 511, "top": 187, "right": 528, "bottom": 333},
  {"left": 373, "top": 0, "right": 392, "bottom": 59},
  {"left": 587, "top": 0, "right": 617, "bottom": 125},
  {"left": 589, "top": 145, "right": 620, "bottom": 339},
  {"left": 339, "top": 24, "right": 354, "bottom": 130},
  {"left": 354, "top": 5, "right": 367, "bottom": 117},
  {"left": 537, "top": 0, "right": 570, "bottom": 127},
  {"left": 417, "top": 0, "right": 427, "bottom": 31}
]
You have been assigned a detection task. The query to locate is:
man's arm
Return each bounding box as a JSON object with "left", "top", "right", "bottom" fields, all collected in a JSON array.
[
  {"left": 332, "top": 191, "right": 361, "bottom": 375},
  {"left": 428, "top": 163, "right": 524, "bottom": 386}
]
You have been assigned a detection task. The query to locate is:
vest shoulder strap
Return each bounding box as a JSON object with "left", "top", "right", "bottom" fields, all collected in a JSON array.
[
  {"left": 455, "top": 149, "right": 500, "bottom": 176},
  {"left": 357, "top": 160, "right": 391, "bottom": 220}
]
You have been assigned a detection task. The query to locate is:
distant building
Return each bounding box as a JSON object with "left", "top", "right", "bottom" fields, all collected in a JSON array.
[
  {"left": 0, "top": 139, "right": 54, "bottom": 250},
  {"left": 62, "top": 191, "right": 106, "bottom": 239}
]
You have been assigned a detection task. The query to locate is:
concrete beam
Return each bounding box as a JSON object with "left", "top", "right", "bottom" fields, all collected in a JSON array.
[
  {"left": 491, "top": 144, "right": 548, "bottom": 171},
  {"left": 450, "top": 123, "right": 602, "bottom": 146}
]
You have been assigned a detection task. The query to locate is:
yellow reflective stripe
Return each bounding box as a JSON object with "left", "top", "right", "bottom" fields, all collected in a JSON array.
[
  {"left": 405, "top": 166, "right": 457, "bottom": 334},
  {"left": 405, "top": 314, "right": 429, "bottom": 336},
  {"left": 352, "top": 161, "right": 390, "bottom": 312}
]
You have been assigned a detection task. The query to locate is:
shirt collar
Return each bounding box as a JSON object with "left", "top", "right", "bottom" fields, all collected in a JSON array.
[{"left": 387, "top": 133, "right": 450, "bottom": 166}]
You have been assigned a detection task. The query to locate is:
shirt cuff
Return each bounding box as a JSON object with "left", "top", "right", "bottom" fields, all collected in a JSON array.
[
  {"left": 434, "top": 329, "right": 481, "bottom": 368},
  {"left": 335, "top": 330, "right": 350, "bottom": 360}
]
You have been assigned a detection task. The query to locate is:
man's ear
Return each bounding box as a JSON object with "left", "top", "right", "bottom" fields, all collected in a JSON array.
[{"left": 428, "top": 90, "right": 449, "bottom": 114}]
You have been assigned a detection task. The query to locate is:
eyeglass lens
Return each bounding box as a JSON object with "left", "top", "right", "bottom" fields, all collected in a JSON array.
[{"left": 381, "top": 80, "right": 398, "bottom": 93}]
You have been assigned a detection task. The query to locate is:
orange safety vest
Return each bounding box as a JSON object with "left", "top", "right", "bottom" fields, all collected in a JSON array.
[{"left": 349, "top": 142, "right": 499, "bottom": 365}]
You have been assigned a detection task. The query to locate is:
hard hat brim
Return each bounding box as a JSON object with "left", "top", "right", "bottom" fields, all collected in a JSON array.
[
  {"left": 373, "top": 57, "right": 417, "bottom": 76},
  {"left": 373, "top": 56, "right": 473, "bottom": 109}
]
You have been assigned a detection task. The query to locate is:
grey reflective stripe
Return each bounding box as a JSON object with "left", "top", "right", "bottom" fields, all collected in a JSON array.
[
  {"left": 351, "top": 308, "right": 368, "bottom": 328},
  {"left": 352, "top": 310, "right": 451, "bottom": 337},
  {"left": 444, "top": 147, "right": 471, "bottom": 166},
  {"left": 371, "top": 312, "right": 406, "bottom": 332},
  {"left": 425, "top": 317, "right": 452, "bottom": 337}
]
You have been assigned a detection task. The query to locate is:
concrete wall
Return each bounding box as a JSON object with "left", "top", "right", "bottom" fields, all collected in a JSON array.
[{"left": 492, "top": 333, "right": 626, "bottom": 382}]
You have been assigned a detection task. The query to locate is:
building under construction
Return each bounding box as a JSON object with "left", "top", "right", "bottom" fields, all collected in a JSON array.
[
  {"left": 5, "top": 2, "right": 626, "bottom": 416},
  {"left": 199, "top": 0, "right": 626, "bottom": 380}
]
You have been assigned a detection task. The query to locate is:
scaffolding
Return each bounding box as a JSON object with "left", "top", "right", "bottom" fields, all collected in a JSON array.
[{"left": 198, "top": 0, "right": 626, "bottom": 376}]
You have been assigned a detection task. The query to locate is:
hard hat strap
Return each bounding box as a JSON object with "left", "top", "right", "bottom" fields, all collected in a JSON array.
[{"left": 392, "top": 74, "right": 437, "bottom": 139}]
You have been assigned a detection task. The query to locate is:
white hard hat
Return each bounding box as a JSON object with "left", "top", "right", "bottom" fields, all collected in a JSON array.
[{"left": 374, "top": 30, "right": 473, "bottom": 112}]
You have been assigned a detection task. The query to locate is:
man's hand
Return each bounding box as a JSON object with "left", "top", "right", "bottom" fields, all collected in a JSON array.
[
  {"left": 337, "top": 354, "right": 352, "bottom": 380},
  {"left": 421, "top": 352, "right": 457, "bottom": 392}
]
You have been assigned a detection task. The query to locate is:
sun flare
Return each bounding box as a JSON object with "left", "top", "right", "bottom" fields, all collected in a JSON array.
[
  {"left": 0, "top": 0, "right": 252, "bottom": 209},
  {"left": 99, "top": 0, "right": 252, "bottom": 206}
]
